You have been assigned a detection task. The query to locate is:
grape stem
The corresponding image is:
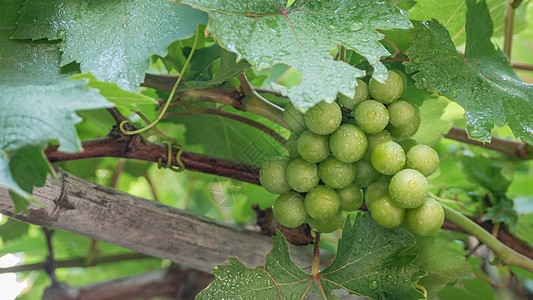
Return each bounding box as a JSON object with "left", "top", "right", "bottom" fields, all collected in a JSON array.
[
  {"left": 441, "top": 203, "right": 533, "bottom": 272},
  {"left": 311, "top": 231, "right": 320, "bottom": 276}
]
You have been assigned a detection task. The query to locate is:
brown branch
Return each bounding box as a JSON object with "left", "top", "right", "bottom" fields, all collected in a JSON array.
[
  {"left": 444, "top": 126, "right": 531, "bottom": 160},
  {"left": 511, "top": 61, "right": 533, "bottom": 71},
  {"left": 166, "top": 107, "right": 287, "bottom": 147},
  {"left": 45, "top": 135, "right": 260, "bottom": 185},
  {"left": 0, "top": 253, "right": 151, "bottom": 274},
  {"left": 255, "top": 87, "right": 286, "bottom": 98}
]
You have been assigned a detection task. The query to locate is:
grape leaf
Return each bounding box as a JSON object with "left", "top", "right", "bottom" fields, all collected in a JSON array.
[
  {"left": 320, "top": 213, "right": 425, "bottom": 299},
  {"left": 0, "top": 218, "right": 29, "bottom": 243},
  {"left": 411, "top": 96, "right": 452, "bottom": 148},
  {"left": 405, "top": 0, "right": 533, "bottom": 144},
  {"left": 70, "top": 73, "right": 157, "bottom": 112},
  {"left": 405, "top": 233, "right": 472, "bottom": 299},
  {"left": 0, "top": 0, "right": 111, "bottom": 209},
  {"left": 167, "top": 114, "right": 286, "bottom": 166},
  {"left": 408, "top": 0, "right": 530, "bottom": 45},
  {"left": 14, "top": 0, "right": 207, "bottom": 91},
  {"left": 177, "top": 0, "right": 411, "bottom": 111}
]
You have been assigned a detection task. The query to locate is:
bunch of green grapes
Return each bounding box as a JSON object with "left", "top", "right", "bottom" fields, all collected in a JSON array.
[{"left": 261, "top": 70, "right": 444, "bottom": 235}]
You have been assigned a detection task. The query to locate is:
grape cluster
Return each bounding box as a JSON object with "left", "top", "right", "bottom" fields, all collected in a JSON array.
[{"left": 260, "top": 70, "right": 444, "bottom": 235}]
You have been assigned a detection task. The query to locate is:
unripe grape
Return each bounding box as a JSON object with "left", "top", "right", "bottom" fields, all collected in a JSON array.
[
  {"left": 283, "top": 103, "right": 306, "bottom": 134},
  {"left": 307, "top": 210, "right": 343, "bottom": 233},
  {"left": 371, "top": 141, "right": 406, "bottom": 175},
  {"left": 260, "top": 156, "right": 291, "bottom": 194},
  {"left": 304, "top": 101, "right": 342, "bottom": 135},
  {"left": 285, "top": 158, "right": 319, "bottom": 193},
  {"left": 405, "top": 144, "right": 439, "bottom": 177},
  {"left": 391, "top": 69, "right": 408, "bottom": 91},
  {"left": 304, "top": 185, "right": 341, "bottom": 220},
  {"left": 273, "top": 192, "right": 307, "bottom": 228},
  {"left": 336, "top": 183, "right": 363, "bottom": 212},
  {"left": 337, "top": 79, "right": 369, "bottom": 110},
  {"left": 388, "top": 100, "right": 417, "bottom": 128},
  {"left": 398, "top": 138, "right": 419, "bottom": 153},
  {"left": 389, "top": 169, "right": 428, "bottom": 208},
  {"left": 297, "top": 130, "right": 330, "bottom": 163},
  {"left": 286, "top": 133, "right": 300, "bottom": 159},
  {"left": 329, "top": 124, "right": 367, "bottom": 162},
  {"left": 370, "top": 195, "right": 405, "bottom": 228},
  {"left": 405, "top": 197, "right": 445, "bottom": 235},
  {"left": 387, "top": 110, "right": 421, "bottom": 140},
  {"left": 364, "top": 181, "right": 389, "bottom": 210},
  {"left": 353, "top": 160, "right": 381, "bottom": 187},
  {"left": 368, "top": 70, "right": 404, "bottom": 104},
  {"left": 318, "top": 156, "right": 356, "bottom": 189},
  {"left": 353, "top": 100, "right": 389, "bottom": 134},
  {"left": 363, "top": 130, "right": 392, "bottom": 161}
]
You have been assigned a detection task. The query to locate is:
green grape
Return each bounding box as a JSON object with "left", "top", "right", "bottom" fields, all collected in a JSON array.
[
  {"left": 371, "top": 141, "right": 406, "bottom": 175},
  {"left": 363, "top": 130, "right": 392, "bottom": 161},
  {"left": 387, "top": 109, "right": 421, "bottom": 140},
  {"left": 398, "top": 138, "right": 419, "bottom": 153},
  {"left": 259, "top": 156, "right": 291, "bottom": 194},
  {"left": 353, "top": 100, "right": 389, "bottom": 134},
  {"left": 307, "top": 210, "right": 343, "bottom": 233},
  {"left": 353, "top": 160, "right": 381, "bottom": 187},
  {"left": 303, "top": 101, "right": 342, "bottom": 135},
  {"left": 329, "top": 124, "right": 367, "bottom": 162},
  {"left": 370, "top": 195, "right": 405, "bottom": 228},
  {"left": 318, "top": 156, "right": 356, "bottom": 189},
  {"left": 364, "top": 181, "right": 389, "bottom": 210},
  {"left": 405, "top": 197, "right": 445, "bottom": 235},
  {"left": 405, "top": 144, "right": 439, "bottom": 176},
  {"left": 304, "top": 185, "right": 341, "bottom": 220},
  {"left": 389, "top": 169, "right": 428, "bottom": 209},
  {"left": 285, "top": 158, "right": 319, "bottom": 193},
  {"left": 286, "top": 133, "right": 300, "bottom": 159},
  {"left": 336, "top": 183, "right": 363, "bottom": 211},
  {"left": 297, "top": 130, "right": 330, "bottom": 163},
  {"left": 283, "top": 103, "right": 306, "bottom": 134},
  {"left": 273, "top": 192, "right": 307, "bottom": 228},
  {"left": 337, "top": 79, "right": 369, "bottom": 110},
  {"left": 368, "top": 70, "right": 404, "bottom": 104},
  {"left": 391, "top": 69, "right": 408, "bottom": 91},
  {"left": 388, "top": 100, "right": 417, "bottom": 128}
]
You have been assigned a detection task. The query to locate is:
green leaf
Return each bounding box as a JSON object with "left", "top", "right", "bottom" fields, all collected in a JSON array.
[
  {"left": 438, "top": 277, "right": 495, "bottom": 300},
  {"left": 0, "top": 80, "right": 111, "bottom": 199},
  {"left": 408, "top": 0, "right": 530, "bottom": 45},
  {"left": 168, "top": 114, "right": 286, "bottom": 166},
  {"left": 70, "top": 73, "right": 156, "bottom": 111},
  {"left": 405, "top": 233, "right": 472, "bottom": 299},
  {"left": 0, "top": 217, "right": 29, "bottom": 243},
  {"left": 405, "top": 0, "right": 533, "bottom": 144},
  {"left": 177, "top": 0, "right": 411, "bottom": 111},
  {"left": 410, "top": 96, "right": 452, "bottom": 148},
  {"left": 14, "top": 0, "right": 207, "bottom": 91},
  {"left": 0, "top": 0, "right": 62, "bottom": 85},
  {"left": 320, "top": 213, "right": 425, "bottom": 300}
]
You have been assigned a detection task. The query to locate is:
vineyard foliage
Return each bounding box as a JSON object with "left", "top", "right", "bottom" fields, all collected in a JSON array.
[{"left": 0, "top": 0, "right": 532, "bottom": 299}]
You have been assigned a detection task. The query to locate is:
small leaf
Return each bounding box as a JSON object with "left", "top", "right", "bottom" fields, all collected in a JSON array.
[
  {"left": 405, "top": 0, "right": 533, "bottom": 144},
  {"left": 0, "top": 218, "right": 29, "bottom": 243},
  {"left": 320, "top": 213, "right": 425, "bottom": 300},
  {"left": 70, "top": 73, "right": 156, "bottom": 112},
  {"left": 177, "top": 0, "right": 411, "bottom": 111},
  {"left": 405, "top": 233, "right": 473, "bottom": 299},
  {"left": 14, "top": 0, "right": 207, "bottom": 91}
]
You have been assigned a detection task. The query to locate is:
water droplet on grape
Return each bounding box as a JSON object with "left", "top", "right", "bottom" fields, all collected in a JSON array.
[{"left": 350, "top": 22, "right": 363, "bottom": 31}]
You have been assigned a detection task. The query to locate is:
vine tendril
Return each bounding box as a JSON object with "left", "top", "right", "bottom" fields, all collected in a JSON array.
[
  {"left": 119, "top": 24, "right": 201, "bottom": 135},
  {"left": 158, "top": 142, "right": 185, "bottom": 173}
]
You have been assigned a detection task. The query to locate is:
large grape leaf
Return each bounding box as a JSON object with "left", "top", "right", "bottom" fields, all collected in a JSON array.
[
  {"left": 199, "top": 214, "right": 424, "bottom": 299},
  {"left": 405, "top": 233, "right": 472, "bottom": 299},
  {"left": 177, "top": 0, "right": 411, "bottom": 111},
  {"left": 0, "top": 0, "right": 111, "bottom": 210},
  {"left": 14, "top": 0, "right": 207, "bottom": 91},
  {"left": 405, "top": 0, "right": 533, "bottom": 144},
  {"left": 320, "top": 213, "right": 425, "bottom": 299},
  {"left": 408, "top": 0, "right": 530, "bottom": 45}
]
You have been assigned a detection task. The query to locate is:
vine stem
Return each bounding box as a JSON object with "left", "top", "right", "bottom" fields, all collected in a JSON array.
[
  {"left": 441, "top": 203, "right": 533, "bottom": 272},
  {"left": 503, "top": 0, "right": 523, "bottom": 58},
  {"left": 311, "top": 231, "right": 320, "bottom": 276}
]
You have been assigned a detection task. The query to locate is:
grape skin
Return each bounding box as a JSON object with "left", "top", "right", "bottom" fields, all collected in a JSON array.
[
  {"left": 336, "top": 183, "right": 363, "bottom": 212},
  {"left": 370, "top": 141, "right": 406, "bottom": 175},
  {"left": 405, "top": 197, "right": 445, "bottom": 235},
  {"left": 405, "top": 144, "right": 439, "bottom": 176},
  {"left": 318, "top": 156, "right": 356, "bottom": 189},
  {"left": 329, "top": 124, "right": 367, "bottom": 163},
  {"left": 283, "top": 103, "right": 306, "bottom": 134},
  {"left": 370, "top": 195, "right": 405, "bottom": 228},
  {"left": 353, "top": 100, "right": 389, "bottom": 134},
  {"left": 285, "top": 158, "right": 319, "bottom": 193},
  {"left": 259, "top": 156, "right": 291, "bottom": 194},
  {"left": 304, "top": 101, "right": 342, "bottom": 135},
  {"left": 389, "top": 169, "right": 428, "bottom": 209},
  {"left": 304, "top": 185, "right": 341, "bottom": 220},
  {"left": 273, "top": 192, "right": 307, "bottom": 228},
  {"left": 297, "top": 130, "right": 330, "bottom": 163},
  {"left": 368, "top": 70, "right": 404, "bottom": 105},
  {"left": 307, "top": 210, "right": 343, "bottom": 233}
]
